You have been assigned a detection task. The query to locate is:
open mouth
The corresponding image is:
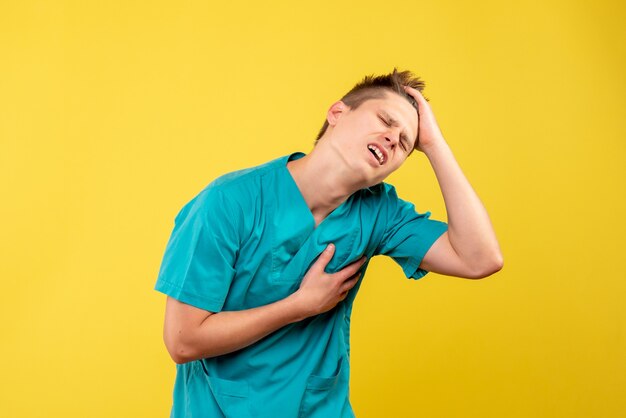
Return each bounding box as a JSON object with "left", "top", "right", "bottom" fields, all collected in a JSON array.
[{"left": 367, "top": 144, "right": 386, "bottom": 165}]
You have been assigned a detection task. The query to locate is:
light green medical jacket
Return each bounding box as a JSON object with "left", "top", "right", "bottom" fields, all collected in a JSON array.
[{"left": 154, "top": 151, "right": 448, "bottom": 417}]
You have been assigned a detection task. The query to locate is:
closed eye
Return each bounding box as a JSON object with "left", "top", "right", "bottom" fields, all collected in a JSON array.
[{"left": 379, "top": 115, "right": 408, "bottom": 151}]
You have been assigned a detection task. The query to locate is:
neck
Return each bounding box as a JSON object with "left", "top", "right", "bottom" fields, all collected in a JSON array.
[{"left": 286, "top": 143, "right": 370, "bottom": 221}]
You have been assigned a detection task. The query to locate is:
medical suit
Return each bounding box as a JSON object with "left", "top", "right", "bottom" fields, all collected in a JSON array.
[{"left": 154, "top": 151, "right": 449, "bottom": 417}]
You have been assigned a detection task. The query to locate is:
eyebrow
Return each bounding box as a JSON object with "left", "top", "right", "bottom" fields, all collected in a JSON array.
[{"left": 380, "top": 110, "right": 414, "bottom": 148}]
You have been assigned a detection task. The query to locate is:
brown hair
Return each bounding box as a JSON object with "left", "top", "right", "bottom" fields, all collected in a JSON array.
[{"left": 314, "top": 67, "right": 427, "bottom": 153}]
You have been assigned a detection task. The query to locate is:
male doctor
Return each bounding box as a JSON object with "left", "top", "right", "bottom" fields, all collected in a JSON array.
[{"left": 155, "top": 68, "right": 503, "bottom": 417}]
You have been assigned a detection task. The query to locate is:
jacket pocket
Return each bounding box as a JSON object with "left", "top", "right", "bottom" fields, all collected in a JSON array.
[
  {"left": 299, "top": 356, "right": 347, "bottom": 417},
  {"left": 195, "top": 361, "right": 251, "bottom": 417}
]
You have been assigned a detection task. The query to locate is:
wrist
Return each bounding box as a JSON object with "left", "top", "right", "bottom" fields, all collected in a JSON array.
[
  {"left": 284, "top": 291, "right": 311, "bottom": 323},
  {"left": 422, "top": 136, "right": 448, "bottom": 157}
]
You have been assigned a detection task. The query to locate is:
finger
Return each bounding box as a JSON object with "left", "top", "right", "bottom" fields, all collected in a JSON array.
[
  {"left": 403, "top": 85, "right": 429, "bottom": 104},
  {"left": 313, "top": 243, "right": 336, "bottom": 273},
  {"left": 340, "top": 273, "right": 361, "bottom": 292},
  {"left": 403, "top": 85, "right": 420, "bottom": 96},
  {"left": 336, "top": 256, "right": 367, "bottom": 280},
  {"left": 410, "top": 88, "right": 426, "bottom": 103},
  {"left": 402, "top": 85, "right": 417, "bottom": 100}
]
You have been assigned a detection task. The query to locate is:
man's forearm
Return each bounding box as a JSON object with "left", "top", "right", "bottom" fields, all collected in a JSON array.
[
  {"left": 175, "top": 294, "right": 307, "bottom": 364},
  {"left": 424, "top": 138, "right": 503, "bottom": 271}
]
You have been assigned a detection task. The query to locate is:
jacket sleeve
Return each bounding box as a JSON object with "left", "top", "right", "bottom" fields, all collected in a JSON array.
[
  {"left": 375, "top": 184, "right": 448, "bottom": 280},
  {"left": 154, "top": 187, "right": 240, "bottom": 312}
]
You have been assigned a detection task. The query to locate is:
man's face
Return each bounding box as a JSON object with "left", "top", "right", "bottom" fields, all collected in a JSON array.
[{"left": 326, "top": 90, "right": 419, "bottom": 186}]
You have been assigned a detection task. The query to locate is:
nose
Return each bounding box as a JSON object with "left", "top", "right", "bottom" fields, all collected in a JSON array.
[{"left": 384, "top": 128, "right": 401, "bottom": 148}]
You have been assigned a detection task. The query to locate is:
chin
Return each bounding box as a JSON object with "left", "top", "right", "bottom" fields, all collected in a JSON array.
[{"left": 364, "top": 176, "right": 386, "bottom": 188}]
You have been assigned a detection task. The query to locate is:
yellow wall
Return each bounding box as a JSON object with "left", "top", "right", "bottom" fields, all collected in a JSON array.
[{"left": 1, "top": 1, "right": 624, "bottom": 417}]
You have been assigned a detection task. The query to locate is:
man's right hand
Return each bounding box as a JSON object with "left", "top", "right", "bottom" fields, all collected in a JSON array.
[
  {"left": 292, "top": 244, "right": 367, "bottom": 318},
  {"left": 163, "top": 244, "right": 368, "bottom": 363}
]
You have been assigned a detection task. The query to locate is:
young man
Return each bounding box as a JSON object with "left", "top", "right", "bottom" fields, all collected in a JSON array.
[{"left": 154, "top": 68, "right": 503, "bottom": 417}]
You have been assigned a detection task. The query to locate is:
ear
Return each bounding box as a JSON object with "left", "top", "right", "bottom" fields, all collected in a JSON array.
[{"left": 326, "top": 100, "right": 349, "bottom": 126}]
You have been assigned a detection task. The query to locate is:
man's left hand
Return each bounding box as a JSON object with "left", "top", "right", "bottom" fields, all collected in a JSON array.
[{"left": 403, "top": 85, "right": 446, "bottom": 153}]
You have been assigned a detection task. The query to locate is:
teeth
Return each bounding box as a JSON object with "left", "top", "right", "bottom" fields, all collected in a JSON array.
[{"left": 368, "top": 145, "right": 385, "bottom": 165}]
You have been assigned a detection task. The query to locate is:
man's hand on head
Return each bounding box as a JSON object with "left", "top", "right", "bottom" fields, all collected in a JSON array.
[{"left": 403, "top": 85, "right": 446, "bottom": 154}]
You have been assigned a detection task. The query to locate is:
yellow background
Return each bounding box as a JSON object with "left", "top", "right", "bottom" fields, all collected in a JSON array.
[{"left": 1, "top": 1, "right": 624, "bottom": 417}]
